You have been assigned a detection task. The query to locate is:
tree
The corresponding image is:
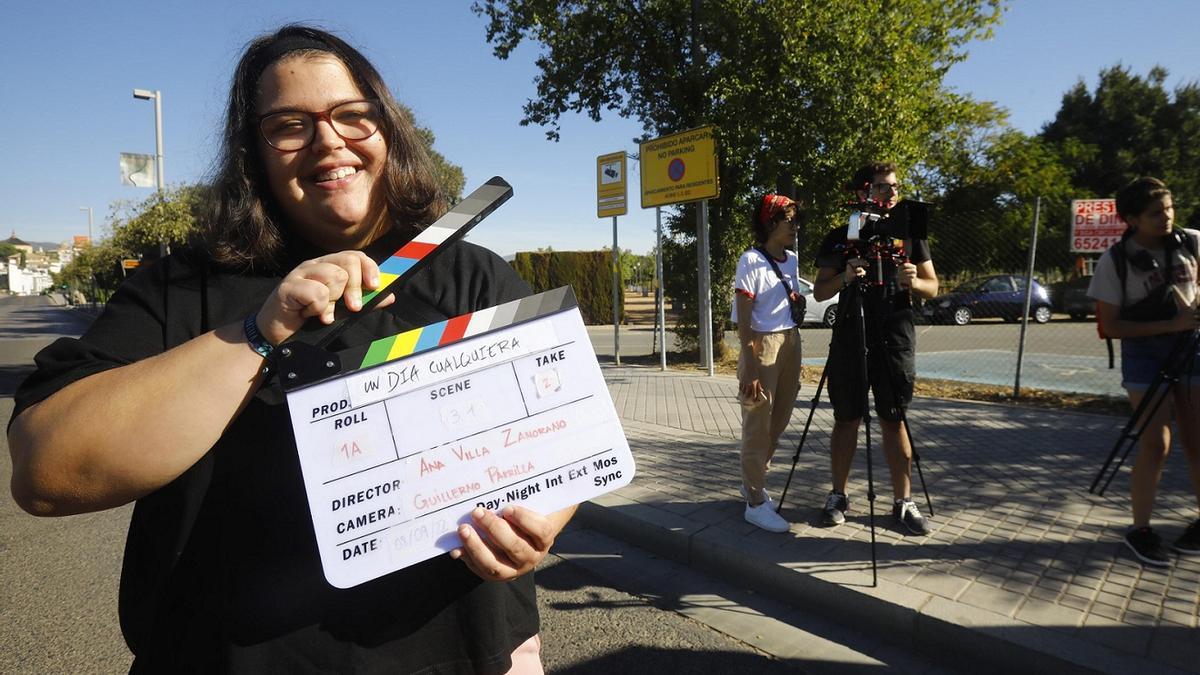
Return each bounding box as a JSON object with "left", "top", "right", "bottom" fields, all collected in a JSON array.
[
  {"left": 924, "top": 130, "right": 1074, "bottom": 279},
  {"left": 474, "top": 0, "right": 1003, "bottom": 357},
  {"left": 1041, "top": 65, "right": 1200, "bottom": 227},
  {"left": 107, "top": 184, "right": 207, "bottom": 259},
  {"left": 408, "top": 105, "right": 466, "bottom": 202},
  {"left": 56, "top": 241, "right": 125, "bottom": 302}
]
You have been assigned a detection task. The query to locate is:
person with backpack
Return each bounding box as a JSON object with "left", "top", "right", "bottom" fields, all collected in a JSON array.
[
  {"left": 1088, "top": 176, "right": 1200, "bottom": 567},
  {"left": 733, "top": 193, "right": 805, "bottom": 532}
]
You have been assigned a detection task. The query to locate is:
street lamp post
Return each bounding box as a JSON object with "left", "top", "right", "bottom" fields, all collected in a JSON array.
[
  {"left": 132, "top": 88, "right": 164, "bottom": 192},
  {"left": 78, "top": 206, "right": 93, "bottom": 245}
]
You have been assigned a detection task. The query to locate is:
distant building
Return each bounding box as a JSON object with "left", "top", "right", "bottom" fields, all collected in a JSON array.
[
  {"left": 4, "top": 232, "right": 34, "bottom": 255},
  {"left": 4, "top": 232, "right": 53, "bottom": 296}
]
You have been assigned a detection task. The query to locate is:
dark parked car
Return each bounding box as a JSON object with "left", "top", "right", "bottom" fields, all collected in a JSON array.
[
  {"left": 1050, "top": 276, "right": 1094, "bottom": 320},
  {"left": 922, "top": 274, "right": 1053, "bottom": 325}
]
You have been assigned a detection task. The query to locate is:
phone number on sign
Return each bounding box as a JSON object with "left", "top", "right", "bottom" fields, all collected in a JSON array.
[{"left": 1073, "top": 236, "right": 1120, "bottom": 252}]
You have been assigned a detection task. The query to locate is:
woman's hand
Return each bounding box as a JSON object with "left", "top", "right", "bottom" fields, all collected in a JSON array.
[
  {"left": 451, "top": 505, "right": 574, "bottom": 581},
  {"left": 255, "top": 251, "right": 394, "bottom": 346},
  {"left": 1170, "top": 296, "right": 1200, "bottom": 333},
  {"left": 739, "top": 368, "right": 764, "bottom": 402}
]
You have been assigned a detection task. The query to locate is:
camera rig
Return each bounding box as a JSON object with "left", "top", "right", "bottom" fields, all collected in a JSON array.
[{"left": 839, "top": 198, "right": 931, "bottom": 287}]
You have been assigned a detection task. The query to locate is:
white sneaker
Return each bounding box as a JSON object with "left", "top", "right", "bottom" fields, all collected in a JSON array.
[{"left": 744, "top": 501, "right": 790, "bottom": 533}]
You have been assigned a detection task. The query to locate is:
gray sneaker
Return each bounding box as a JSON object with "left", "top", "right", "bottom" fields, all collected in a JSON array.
[
  {"left": 893, "top": 499, "right": 931, "bottom": 535},
  {"left": 821, "top": 491, "right": 848, "bottom": 526}
]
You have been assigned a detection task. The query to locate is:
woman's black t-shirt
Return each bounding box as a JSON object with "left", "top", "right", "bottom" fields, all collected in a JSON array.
[{"left": 11, "top": 232, "right": 538, "bottom": 674}]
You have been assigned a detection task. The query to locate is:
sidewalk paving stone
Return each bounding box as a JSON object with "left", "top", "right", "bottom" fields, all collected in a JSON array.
[{"left": 577, "top": 365, "right": 1200, "bottom": 674}]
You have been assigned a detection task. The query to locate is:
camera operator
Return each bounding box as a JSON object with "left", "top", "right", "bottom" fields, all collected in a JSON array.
[
  {"left": 1087, "top": 176, "right": 1200, "bottom": 567},
  {"left": 812, "top": 162, "right": 939, "bottom": 535},
  {"left": 733, "top": 194, "right": 805, "bottom": 533}
]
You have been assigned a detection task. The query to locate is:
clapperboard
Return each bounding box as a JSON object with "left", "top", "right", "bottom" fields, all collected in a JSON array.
[{"left": 278, "top": 178, "right": 635, "bottom": 588}]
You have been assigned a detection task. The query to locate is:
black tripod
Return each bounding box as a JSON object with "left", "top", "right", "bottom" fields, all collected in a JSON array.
[
  {"left": 1090, "top": 329, "right": 1200, "bottom": 495},
  {"left": 777, "top": 275, "right": 934, "bottom": 586}
]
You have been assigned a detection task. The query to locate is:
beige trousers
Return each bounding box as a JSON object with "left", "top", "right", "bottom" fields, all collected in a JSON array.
[{"left": 738, "top": 329, "right": 802, "bottom": 504}]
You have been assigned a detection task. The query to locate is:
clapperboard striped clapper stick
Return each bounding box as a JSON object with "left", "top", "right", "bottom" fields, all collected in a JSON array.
[{"left": 290, "top": 175, "right": 515, "bottom": 352}]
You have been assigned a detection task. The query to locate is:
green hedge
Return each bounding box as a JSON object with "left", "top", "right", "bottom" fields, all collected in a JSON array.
[{"left": 511, "top": 251, "right": 622, "bottom": 324}]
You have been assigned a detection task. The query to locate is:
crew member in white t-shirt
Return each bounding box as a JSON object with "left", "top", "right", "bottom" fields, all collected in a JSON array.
[{"left": 732, "top": 193, "right": 805, "bottom": 532}]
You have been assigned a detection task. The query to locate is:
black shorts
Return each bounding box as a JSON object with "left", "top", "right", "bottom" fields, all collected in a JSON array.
[{"left": 826, "top": 313, "right": 916, "bottom": 422}]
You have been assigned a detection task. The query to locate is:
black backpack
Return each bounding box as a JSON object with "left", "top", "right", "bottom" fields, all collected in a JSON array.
[{"left": 1100, "top": 228, "right": 1197, "bottom": 367}]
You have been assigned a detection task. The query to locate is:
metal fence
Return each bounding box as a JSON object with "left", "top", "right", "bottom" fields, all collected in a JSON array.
[{"left": 795, "top": 196, "right": 1125, "bottom": 398}]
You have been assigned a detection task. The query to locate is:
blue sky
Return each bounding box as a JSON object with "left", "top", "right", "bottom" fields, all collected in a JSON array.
[{"left": 2, "top": 1, "right": 1196, "bottom": 257}]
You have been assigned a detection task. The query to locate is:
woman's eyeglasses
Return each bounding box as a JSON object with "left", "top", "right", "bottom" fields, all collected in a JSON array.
[{"left": 259, "top": 99, "right": 383, "bottom": 151}]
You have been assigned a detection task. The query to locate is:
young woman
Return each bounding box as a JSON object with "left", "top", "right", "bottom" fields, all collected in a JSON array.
[
  {"left": 9, "top": 25, "right": 567, "bottom": 672},
  {"left": 733, "top": 193, "right": 804, "bottom": 533},
  {"left": 1089, "top": 176, "right": 1200, "bottom": 567}
]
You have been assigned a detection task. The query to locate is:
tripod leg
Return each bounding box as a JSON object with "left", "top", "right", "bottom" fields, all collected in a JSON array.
[
  {"left": 777, "top": 365, "right": 830, "bottom": 514},
  {"left": 1094, "top": 375, "right": 1172, "bottom": 495},
  {"left": 846, "top": 287, "right": 878, "bottom": 587},
  {"left": 903, "top": 420, "right": 934, "bottom": 517},
  {"left": 1092, "top": 330, "right": 1197, "bottom": 495},
  {"left": 865, "top": 408, "right": 878, "bottom": 587},
  {"left": 875, "top": 332, "right": 935, "bottom": 518},
  {"left": 1090, "top": 386, "right": 1156, "bottom": 494}
]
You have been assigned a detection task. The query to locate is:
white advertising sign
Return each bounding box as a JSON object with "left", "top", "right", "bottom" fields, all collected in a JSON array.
[{"left": 1070, "top": 198, "right": 1126, "bottom": 253}]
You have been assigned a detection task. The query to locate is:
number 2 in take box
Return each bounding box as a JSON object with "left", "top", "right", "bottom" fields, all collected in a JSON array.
[{"left": 533, "top": 368, "right": 562, "bottom": 398}]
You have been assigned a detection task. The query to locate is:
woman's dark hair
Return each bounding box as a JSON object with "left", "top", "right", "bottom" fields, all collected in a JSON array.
[
  {"left": 749, "top": 193, "right": 804, "bottom": 244},
  {"left": 200, "top": 24, "right": 446, "bottom": 271},
  {"left": 847, "top": 161, "right": 898, "bottom": 194},
  {"left": 1115, "top": 176, "right": 1172, "bottom": 221}
]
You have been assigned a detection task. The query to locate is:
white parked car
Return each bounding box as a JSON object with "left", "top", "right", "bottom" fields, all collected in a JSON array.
[
  {"left": 795, "top": 277, "right": 839, "bottom": 327},
  {"left": 729, "top": 276, "right": 839, "bottom": 328}
]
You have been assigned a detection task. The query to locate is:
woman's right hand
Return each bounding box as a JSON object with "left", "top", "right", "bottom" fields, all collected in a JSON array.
[
  {"left": 739, "top": 365, "right": 764, "bottom": 402},
  {"left": 255, "top": 251, "right": 395, "bottom": 346}
]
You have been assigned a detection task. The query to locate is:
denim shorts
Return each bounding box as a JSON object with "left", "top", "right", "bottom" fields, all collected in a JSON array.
[{"left": 1121, "top": 333, "right": 1200, "bottom": 391}]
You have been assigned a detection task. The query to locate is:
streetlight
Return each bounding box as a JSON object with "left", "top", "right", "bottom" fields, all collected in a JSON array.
[
  {"left": 78, "top": 206, "right": 93, "bottom": 246},
  {"left": 132, "top": 88, "right": 164, "bottom": 191}
]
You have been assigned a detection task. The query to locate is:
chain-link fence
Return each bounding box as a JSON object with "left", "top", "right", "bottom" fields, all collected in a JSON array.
[
  {"left": 792, "top": 197, "right": 1126, "bottom": 398},
  {"left": 912, "top": 196, "right": 1120, "bottom": 397}
]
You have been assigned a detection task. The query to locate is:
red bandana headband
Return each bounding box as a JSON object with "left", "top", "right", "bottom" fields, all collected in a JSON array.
[{"left": 758, "top": 194, "right": 795, "bottom": 225}]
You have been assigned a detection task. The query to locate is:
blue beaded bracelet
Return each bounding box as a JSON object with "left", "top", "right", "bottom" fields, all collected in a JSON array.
[{"left": 243, "top": 314, "right": 274, "bottom": 358}]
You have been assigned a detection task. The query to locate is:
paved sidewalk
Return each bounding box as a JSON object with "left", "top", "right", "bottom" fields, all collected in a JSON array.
[{"left": 580, "top": 365, "right": 1199, "bottom": 674}]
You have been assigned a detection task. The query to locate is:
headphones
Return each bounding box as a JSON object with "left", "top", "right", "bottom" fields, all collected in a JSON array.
[{"left": 1120, "top": 227, "right": 1188, "bottom": 273}]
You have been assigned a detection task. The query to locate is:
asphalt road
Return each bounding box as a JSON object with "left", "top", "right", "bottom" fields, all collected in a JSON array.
[
  {"left": 588, "top": 315, "right": 1118, "bottom": 395},
  {"left": 0, "top": 295, "right": 945, "bottom": 673}
]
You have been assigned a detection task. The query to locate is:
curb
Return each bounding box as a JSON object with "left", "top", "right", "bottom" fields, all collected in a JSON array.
[{"left": 575, "top": 497, "right": 1185, "bottom": 675}]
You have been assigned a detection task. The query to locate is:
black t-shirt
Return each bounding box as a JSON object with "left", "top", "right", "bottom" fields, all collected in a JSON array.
[
  {"left": 815, "top": 225, "right": 931, "bottom": 352},
  {"left": 11, "top": 231, "right": 538, "bottom": 674}
]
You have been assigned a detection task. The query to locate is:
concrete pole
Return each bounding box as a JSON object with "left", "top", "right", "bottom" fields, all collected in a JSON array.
[
  {"left": 698, "top": 200, "right": 714, "bottom": 376},
  {"left": 656, "top": 207, "right": 666, "bottom": 371}
]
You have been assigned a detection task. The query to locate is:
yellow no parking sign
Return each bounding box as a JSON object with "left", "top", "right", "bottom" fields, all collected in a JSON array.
[{"left": 638, "top": 126, "right": 719, "bottom": 208}]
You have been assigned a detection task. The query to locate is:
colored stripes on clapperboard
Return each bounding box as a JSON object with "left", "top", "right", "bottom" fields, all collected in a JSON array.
[
  {"left": 361, "top": 177, "right": 512, "bottom": 306},
  {"left": 306, "top": 177, "right": 512, "bottom": 351},
  {"left": 353, "top": 286, "right": 577, "bottom": 370}
]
